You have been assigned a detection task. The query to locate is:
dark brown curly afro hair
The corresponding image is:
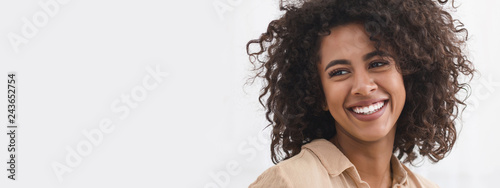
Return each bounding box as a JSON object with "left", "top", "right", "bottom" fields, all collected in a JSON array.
[{"left": 246, "top": 0, "right": 475, "bottom": 164}]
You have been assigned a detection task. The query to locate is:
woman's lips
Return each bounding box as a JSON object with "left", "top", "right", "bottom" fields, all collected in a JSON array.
[{"left": 348, "top": 100, "right": 388, "bottom": 121}]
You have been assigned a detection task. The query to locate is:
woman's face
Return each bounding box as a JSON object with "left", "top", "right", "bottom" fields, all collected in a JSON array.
[{"left": 317, "top": 23, "right": 406, "bottom": 142}]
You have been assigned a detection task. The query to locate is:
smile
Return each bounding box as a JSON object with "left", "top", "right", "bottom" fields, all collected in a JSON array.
[
  {"left": 352, "top": 101, "right": 385, "bottom": 115},
  {"left": 348, "top": 100, "right": 388, "bottom": 121}
]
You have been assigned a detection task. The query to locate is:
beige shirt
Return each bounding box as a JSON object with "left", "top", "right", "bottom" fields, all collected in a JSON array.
[{"left": 249, "top": 139, "right": 439, "bottom": 188}]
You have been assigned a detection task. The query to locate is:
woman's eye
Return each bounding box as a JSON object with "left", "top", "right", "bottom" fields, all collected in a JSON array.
[
  {"left": 369, "top": 61, "right": 389, "bottom": 68},
  {"left": 328, "top": 69, "right": 349, "bottom": 78}
]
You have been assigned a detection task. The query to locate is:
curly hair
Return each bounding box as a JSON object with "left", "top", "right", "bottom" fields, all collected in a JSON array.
[{"left": 246, "top": 0, "right": 474, "bottom": 164}]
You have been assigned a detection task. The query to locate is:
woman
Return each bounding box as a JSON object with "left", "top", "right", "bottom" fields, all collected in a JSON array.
[{"left": 246, "top": 0, "right": 474, "bottom": 187}]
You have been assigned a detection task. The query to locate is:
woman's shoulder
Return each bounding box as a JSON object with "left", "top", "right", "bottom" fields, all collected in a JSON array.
[
  {"left": 248, "top": 140, "right": 335, "bottom": 188},
  {"left": 409, "top": 172, "right": 440, "bottom": 188},
  {"left": 401, "top": 164, "right": 440, "bottom": 188},
  {"left": 248, "top": 162, "right": 292, "bottom": 188}
]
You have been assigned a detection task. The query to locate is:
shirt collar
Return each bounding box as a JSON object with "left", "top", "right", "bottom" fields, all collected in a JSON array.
[
  {"left": 301, "top": 139, "right": 409, "bottom": 185},
  {"left": 391, "top": 155, "right": 409, "bottom": 186},
  {"left": 301, "top": 139, "right": 353, "bottom": 176}
]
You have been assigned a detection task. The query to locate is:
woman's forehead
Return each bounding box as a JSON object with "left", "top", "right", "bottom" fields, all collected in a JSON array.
[{"left": 319, "top": 24, "right": 376, "bottom": 61}]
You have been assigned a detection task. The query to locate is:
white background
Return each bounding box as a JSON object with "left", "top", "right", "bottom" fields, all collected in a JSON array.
[{"left": 0, "top": 0, "right": 498, "bottom": 187}]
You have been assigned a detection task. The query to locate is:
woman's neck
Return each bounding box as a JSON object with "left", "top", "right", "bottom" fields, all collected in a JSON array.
[{"left": 330, "top": 127, "right": 396, "bottom": 188}]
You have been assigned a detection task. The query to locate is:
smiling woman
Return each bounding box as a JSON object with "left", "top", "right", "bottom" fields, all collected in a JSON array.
[
  {"left": 246, "top": 0, "right": 474, "bottom": 187},
  {"left": 318, "top": 24, "right": 406, "bottom": 145}
]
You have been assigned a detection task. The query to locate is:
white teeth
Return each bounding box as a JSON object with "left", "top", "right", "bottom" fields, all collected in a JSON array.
[{"left": 352, "top": 101, "right": 385, "bottom": 115}]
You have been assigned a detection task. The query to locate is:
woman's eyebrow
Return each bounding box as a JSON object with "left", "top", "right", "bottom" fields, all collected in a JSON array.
[
  {"left": 363, "top": 50, "right": 389, "bottom": 61},
  {"left": 324, "top": 59, "right": 350, "bottom": 72}
]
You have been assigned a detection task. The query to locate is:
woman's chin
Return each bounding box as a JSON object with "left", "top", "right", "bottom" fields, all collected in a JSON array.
[{"left": 352, "top": 127, "right": 395, "bottom": 143}]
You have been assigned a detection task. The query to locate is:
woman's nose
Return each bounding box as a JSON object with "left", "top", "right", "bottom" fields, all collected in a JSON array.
[{"left": 351, "top": 71, "right": 377, "bottom": 96}]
